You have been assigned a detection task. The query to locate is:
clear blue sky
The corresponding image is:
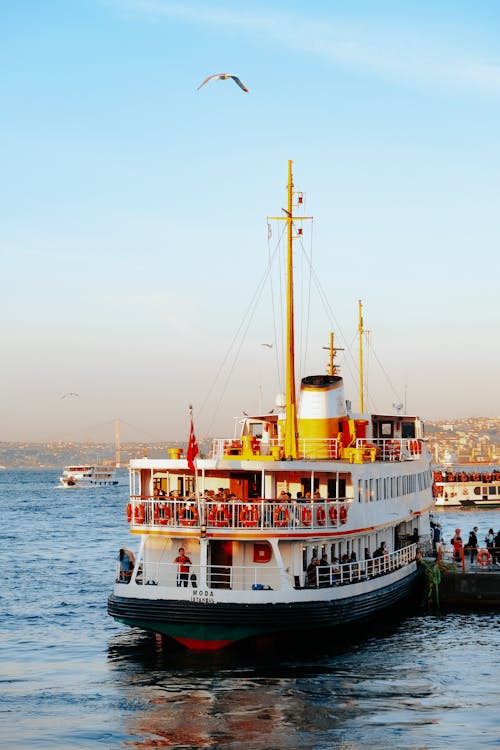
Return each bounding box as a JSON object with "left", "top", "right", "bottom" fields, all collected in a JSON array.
[{"left": 1, "top": 1, "right": 499, "bottom": 443}]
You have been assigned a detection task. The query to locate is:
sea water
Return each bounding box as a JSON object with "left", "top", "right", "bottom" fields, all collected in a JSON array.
[{"left": 1, "top": 469, "right": 500, "bottom": 749}]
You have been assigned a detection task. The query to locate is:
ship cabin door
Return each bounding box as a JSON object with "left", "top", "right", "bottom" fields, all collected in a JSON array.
[
  {"left": 209, "top": 541, "right": 233, "bottom": 589},
  {"left": 229, "top": 472, "right": 261, "bottom": 499}
]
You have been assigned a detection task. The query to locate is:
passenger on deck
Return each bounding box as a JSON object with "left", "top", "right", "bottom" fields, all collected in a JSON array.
[
  {"left": 495, "top": 531, "right": 500, "bottom": 565},
  {"left": 118, "top": 548, "right": 132, "bottom": 582},
  {"left": 318, "top": 553, "right": 330, "bottom": 586},
  {"left": 174, "top": 547, "right": 192, "bottom": 587},
  {"left": 364, "top": 547, "right": 373, "bottom": 577},
  {"left": 340, "top": 553, "right": 351, "bottom": 582},
  {"left": 466, "top": 527, "right": 479, "bottom": 564},
  {"left": 433, "top": 523, "right": 442, "bottom": 556},
  {"left": 373, "top": 542, "right": 387, "bottom": 573},
  {"left": 411, "top": 528, "right": 420, "bottom": 544},
  {"left": 485, "top": 529, "right": 496, "bottom": 564},
  {"left": 306, "top": 556, "right": 320, "bottom": 587},
  {"left": 451, "top": 529, "right": 463, "bottom": 562}
]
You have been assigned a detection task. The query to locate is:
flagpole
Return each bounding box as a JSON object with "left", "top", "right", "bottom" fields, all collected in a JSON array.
[{"left": 187, "top": 404, "right": 201, "bottom": 521}]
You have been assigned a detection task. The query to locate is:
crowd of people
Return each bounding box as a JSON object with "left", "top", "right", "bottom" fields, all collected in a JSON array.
[
  {"left": 306, "top": 542, "right": 391, "bottom": 587},
  {"left": 448, "top": 526, "right": 500, "bottom": 565}
]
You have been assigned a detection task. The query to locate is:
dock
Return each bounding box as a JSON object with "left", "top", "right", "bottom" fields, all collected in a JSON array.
[{"left": 422, "top": 550, "right": 500, "bottom": 608}]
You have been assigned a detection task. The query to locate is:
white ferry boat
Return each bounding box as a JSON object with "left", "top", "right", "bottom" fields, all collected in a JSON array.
[
  {"left": 59, "top": 463, "right": 118, "bottom": 488},
  {"left": 108, "top": 162, "right": 434, "bottom": 650},
  {"left": 433, "top": 465, "right": 500, "bottom": 507}
]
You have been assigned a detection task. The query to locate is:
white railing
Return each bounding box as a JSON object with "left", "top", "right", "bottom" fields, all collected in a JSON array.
[
  {"left": 115, "top": 544, "right": 418, "bottom": 591},
  {"left": 305, "top": 544, "right": 417, "bottom": 588},
  {"left": 357, "top": 438, "right": 422, "bottom": 461},
  {"left": 209, "top": 436, "right": 422, "bottom": 461},
  {"left": 127, "top": 498, "right": 352, "bottom": 532}
]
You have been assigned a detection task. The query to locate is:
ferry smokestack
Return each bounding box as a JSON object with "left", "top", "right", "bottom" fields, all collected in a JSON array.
[{"left": 298, "top": 375, "right": 348, "bottom": 458}]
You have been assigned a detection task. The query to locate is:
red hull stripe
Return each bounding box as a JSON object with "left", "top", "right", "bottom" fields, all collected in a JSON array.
[{"left": 175, "top": 636, "right": 234, "bottom": 651}]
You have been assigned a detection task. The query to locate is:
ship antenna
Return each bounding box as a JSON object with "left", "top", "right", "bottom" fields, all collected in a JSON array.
[
  {"left": 358, "top": 299, "right": 365, "bottom": 412},
  {"left": 322, "top": 332, "right": 343, "bottom": 376},
  {"left": 268, "top": 160, "right": 312, "bottom": 458}
]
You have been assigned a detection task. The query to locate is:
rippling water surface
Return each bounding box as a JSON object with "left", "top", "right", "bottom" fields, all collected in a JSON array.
[{"left": 2, "top": 470, "right": 500, "bottom": 749}]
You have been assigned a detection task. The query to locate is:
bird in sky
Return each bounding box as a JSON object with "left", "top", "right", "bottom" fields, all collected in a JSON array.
[
  {"left": 261, "top": 343, "right": 273, "bottom": 348},
  {"left": 61, "top": 392, "right": 79, "bottom": 399},
  {"left": 197, "top": 73, "right": 249, "bottom": 93}
]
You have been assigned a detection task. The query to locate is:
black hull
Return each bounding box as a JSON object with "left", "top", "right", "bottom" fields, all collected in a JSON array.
[{"left": 108, "top": 568, "right": 423, "bottom": 648}]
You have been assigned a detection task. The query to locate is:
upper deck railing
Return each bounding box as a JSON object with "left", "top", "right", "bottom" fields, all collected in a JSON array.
[
  {"left": 208, "top": 436, "right": 423, "bottom": 462},
  {"left": 127, "top": 498, "right": 352, "bottom": 533}
]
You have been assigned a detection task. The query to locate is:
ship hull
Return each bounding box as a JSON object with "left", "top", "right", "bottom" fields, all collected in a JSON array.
[{"left": 108, "top": 567, "right": 423, "bottom": 650}]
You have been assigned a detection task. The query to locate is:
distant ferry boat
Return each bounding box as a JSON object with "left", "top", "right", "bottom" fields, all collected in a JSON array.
[
  {"left": 433, "top": 465, "right": 500, "bottom": 507},
  {"left": 59, "top": 463, "right": 118, "bottom": 488},
  {"left": 108, "top": 162, "right": 434, "bottom": 651}
]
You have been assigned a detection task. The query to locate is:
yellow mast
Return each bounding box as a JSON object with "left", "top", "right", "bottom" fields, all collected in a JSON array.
[
  {"left": 268, "top": 160, "right": 312, "bottom": 459},
  {"left": 358, "top": 299, "right": 364, "bottom": 412},
  {"left": 284, "top": 161, "right": 297, "bottom": 458}
]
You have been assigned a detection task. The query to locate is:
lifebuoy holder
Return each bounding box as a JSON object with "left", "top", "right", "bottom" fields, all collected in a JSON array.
[
  {"left": 273, "top": 506, "right": 289, "bottom": 527},
  {"left": 154, "top": 503, "right": 170, "bottom": 525},
  {"left": 301, "top": 506, "right": 312, "bottom": 526},
  {"left": 179, "top": 504, "right": 199, "bottom": 526},
  {"left": 208, "top": 504, "right": 230, "bottom": 527},
  {"left": 477, "top": 548, "right": 492, "bottom": 568},
  {"left": 134, "top": 503, "right": 145, "bottom": 524},
  {"left": 240, "top": 504, "right": 259, "bottom": 527}
]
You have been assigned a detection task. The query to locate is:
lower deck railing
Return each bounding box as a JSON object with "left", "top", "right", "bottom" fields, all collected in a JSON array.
[{"left": 115, "top": 544, "right": 418, "bottom": 591}]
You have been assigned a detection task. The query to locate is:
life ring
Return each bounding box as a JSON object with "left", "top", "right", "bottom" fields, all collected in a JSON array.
[
  {"left": 301, "top": 506, "right": 312, "bottom": 526},
  {"left": 240, "top": 504, "right": 259, "bottom": 527},
  {"left": 126, "top": 503, "right": 132, "bottom": 523},
  {"left": 485, "top": 473, "right": 492, "bottom": 483},
  {"left": 463, "top": 488, "right": 468, "bottom": 496},
  {"left": 477, "top": 549, "right": 492, "bottom": 568},
  {"left": 208, "top": 504, "right": 230, "bottom": 527},
  {"left": 179, "top": 504, "right": 199, "bottom": 526},
  {"left": 316, "top": 506, "right": 326, "bottom": 526},
  {"left": 495, "top": 472, "right": 500, "bottom": 482},
  {"left": 273, "top": 506, "right": 289, "bottom": 527},
  {"left": 434, "top": 471, "right": 443, "bottom": 483},
  {"left": 329, "top": 505, "right": 338, "bottom": 524},
  {"left": 154, "top": 503, "right": 170, "bottom": 525},
  {"left": 339, "top": 505, "right": 348, "bottom": 524},
  {"left": 134, "top": 503, "right": 145, "bottom": 524}
]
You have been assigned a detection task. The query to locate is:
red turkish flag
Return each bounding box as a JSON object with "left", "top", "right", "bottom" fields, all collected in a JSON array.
[{"left": 187, "top": 407, "right": 198, "bottom": 471}]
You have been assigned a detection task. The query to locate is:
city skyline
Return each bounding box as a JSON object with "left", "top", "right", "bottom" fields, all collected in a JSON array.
[{"left": 2, "top": 1, "right": 499, "bottom": 442}]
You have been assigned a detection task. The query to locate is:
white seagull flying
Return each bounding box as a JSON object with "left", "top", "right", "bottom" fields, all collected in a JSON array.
[
  {"left": 197, "top": 73, "right": 249, "bottom": 93},
  {"left": 61, "top": 392, "right": 79, "bottom": 399}
]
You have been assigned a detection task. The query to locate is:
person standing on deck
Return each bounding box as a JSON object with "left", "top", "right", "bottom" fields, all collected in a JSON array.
[
  {"left": 466, "top": 527, "right": 479, "bottom": 564},
  {"left": 174, "top": 547, "right": 192, "bottom": 587},
  {"left": 451, "top": 529, "right": 463, "bottom": 562}
]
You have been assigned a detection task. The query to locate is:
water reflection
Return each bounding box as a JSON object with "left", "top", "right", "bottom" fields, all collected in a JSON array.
[{"left": 107, "top": 611, "right": 500, "bottom": 750}]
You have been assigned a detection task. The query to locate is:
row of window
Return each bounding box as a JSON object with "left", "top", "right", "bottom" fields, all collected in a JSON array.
[{"left": 358, "top": 469, "right": 432, "bottom": 502}]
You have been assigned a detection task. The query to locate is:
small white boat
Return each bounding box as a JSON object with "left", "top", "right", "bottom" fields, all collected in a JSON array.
[
  {"left": 433, "top": 465, "right": 500, "bottom": 507},
  {"left": 59, "top": 463, "right": 118, "bottom": 488}
]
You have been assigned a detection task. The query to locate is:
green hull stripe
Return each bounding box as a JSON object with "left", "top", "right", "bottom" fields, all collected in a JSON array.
[{"left": 115, "top": 616, "right": 282, "bottom": 643}]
